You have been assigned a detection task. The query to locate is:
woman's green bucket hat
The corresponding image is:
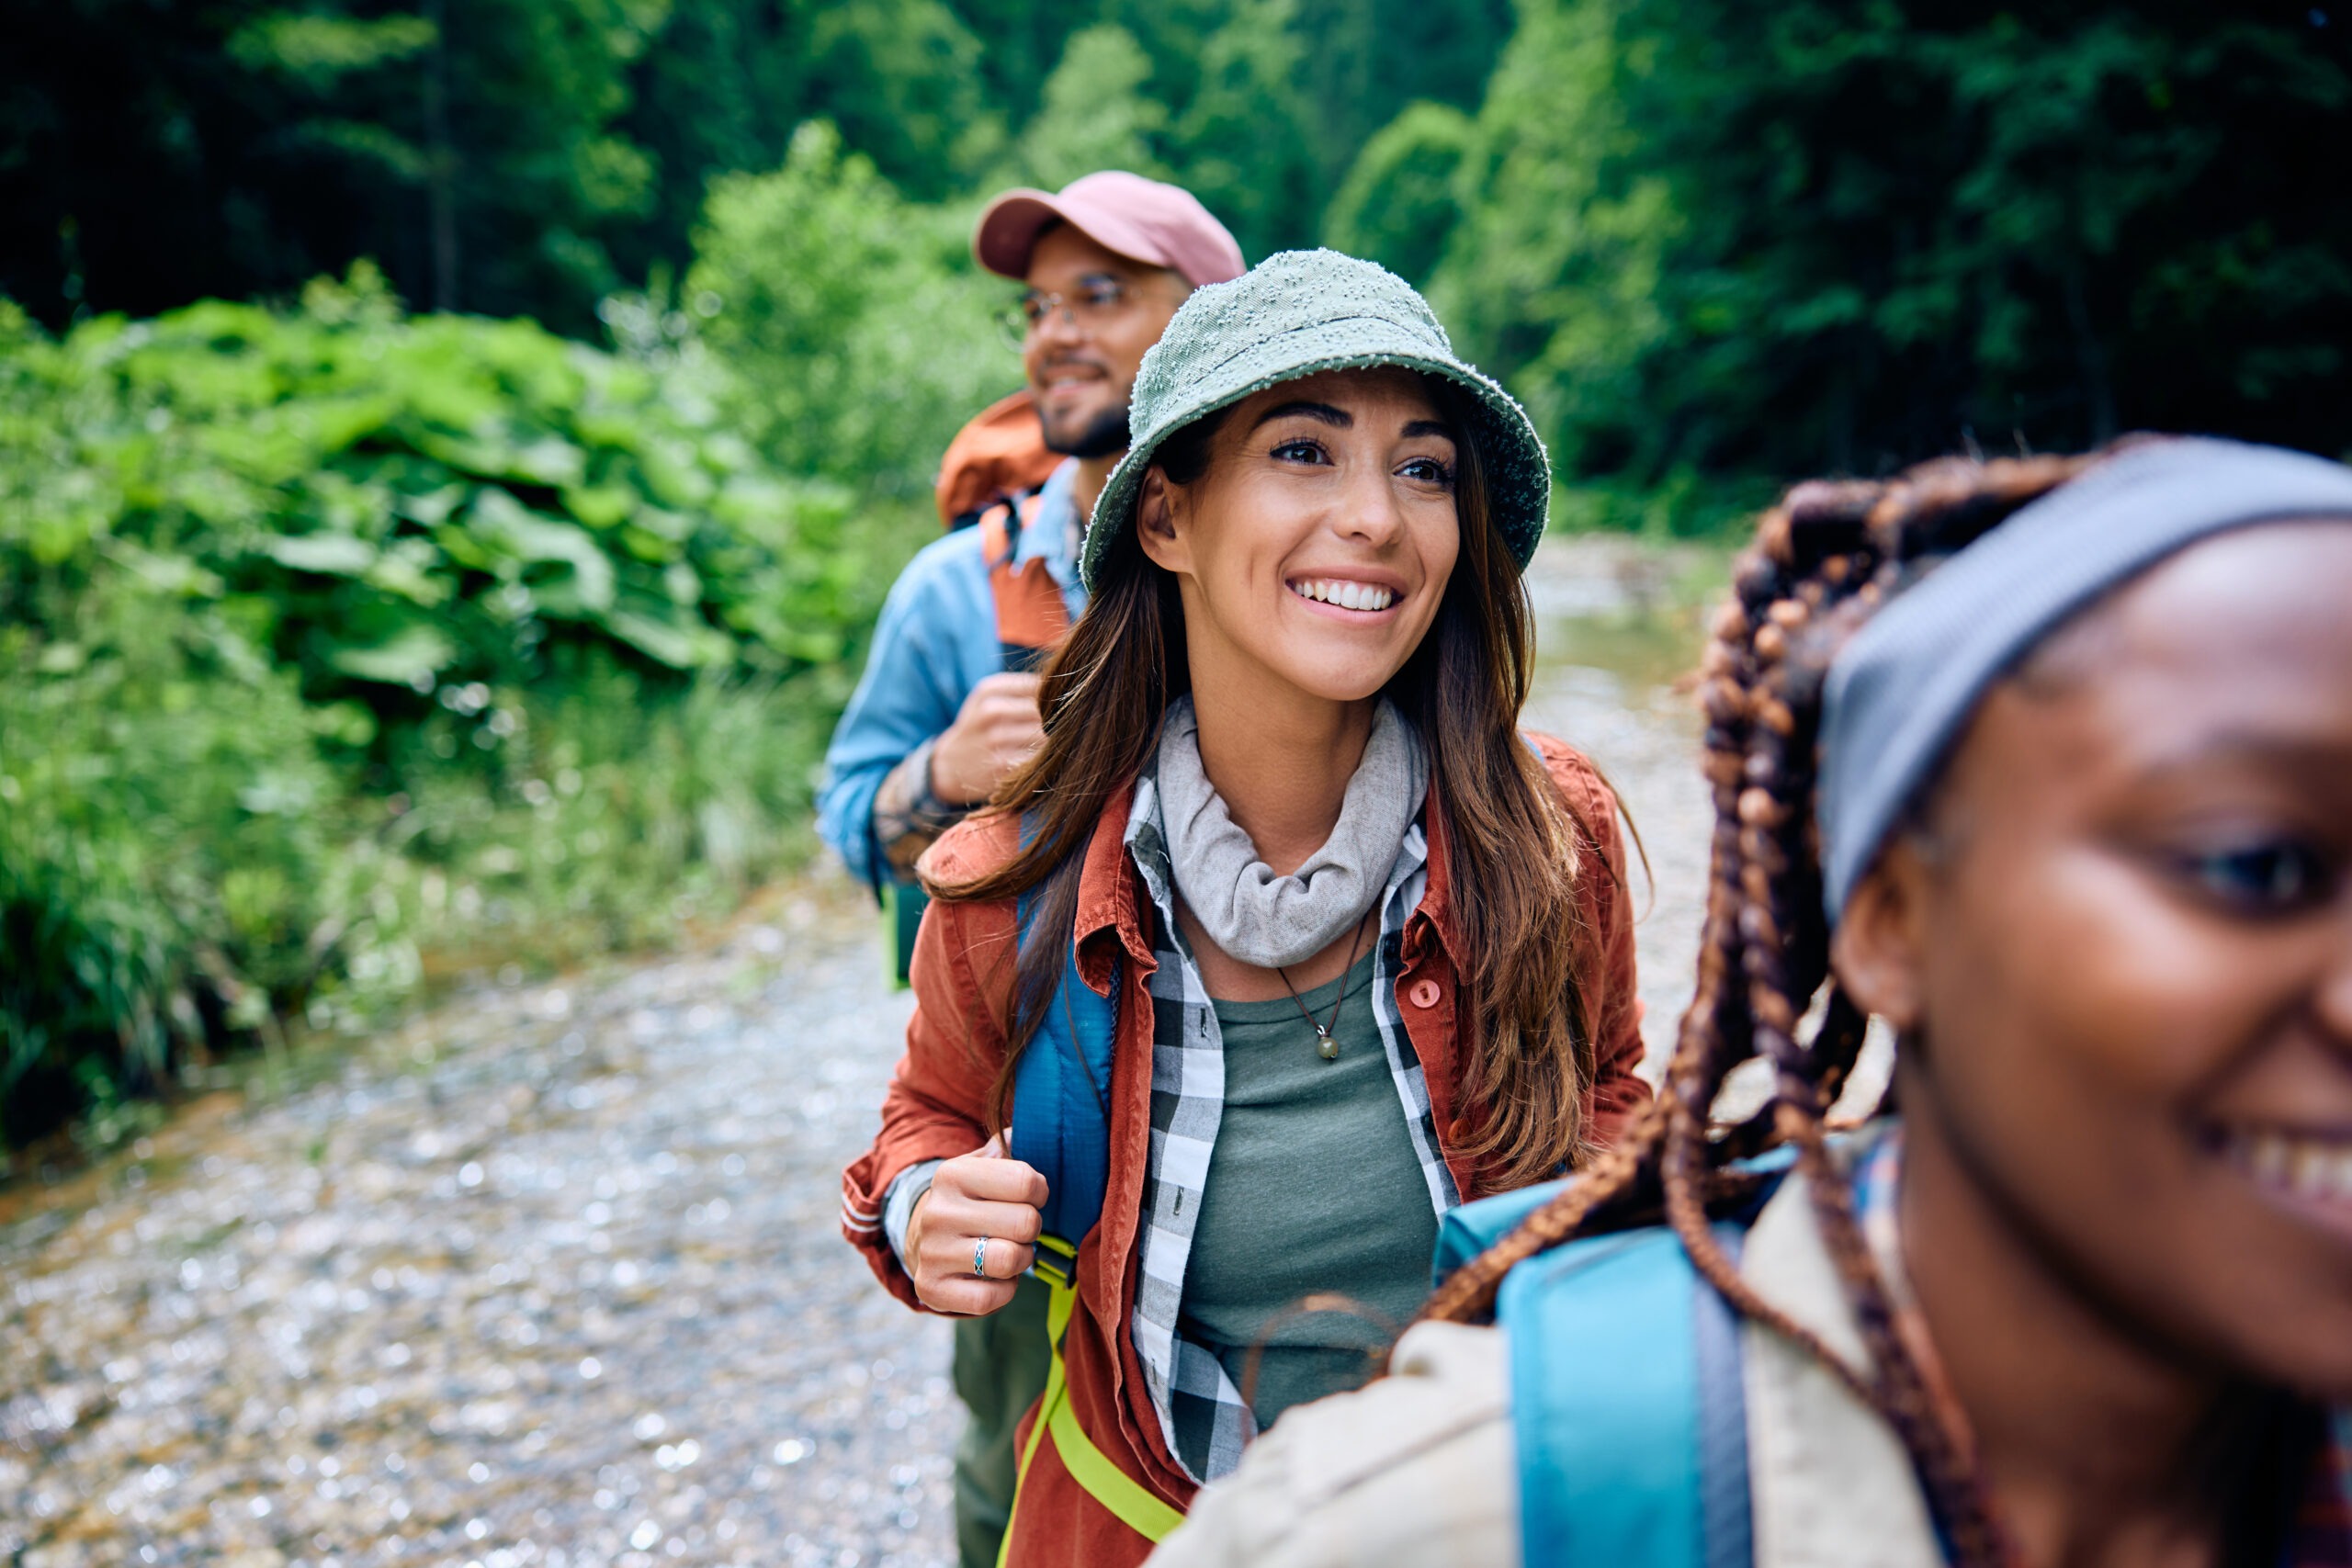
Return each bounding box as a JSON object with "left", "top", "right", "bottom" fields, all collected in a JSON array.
[{"left": 1083, "top": 248, "right": 1550, "bottom": 592}]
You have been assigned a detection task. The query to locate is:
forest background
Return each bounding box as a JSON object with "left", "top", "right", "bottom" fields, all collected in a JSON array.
[{"left": 3, "top": 0, "right": 2346, "bottom": 1152}]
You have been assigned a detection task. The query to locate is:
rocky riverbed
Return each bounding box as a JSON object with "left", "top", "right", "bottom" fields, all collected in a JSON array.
[{"left": 1, "top": 536, "right": 1729, "bottom": 1568}]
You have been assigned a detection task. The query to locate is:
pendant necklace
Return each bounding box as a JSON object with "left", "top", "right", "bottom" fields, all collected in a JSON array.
[{"left": 1277, "top": 910, "right": 1370, "bottom": 1062}]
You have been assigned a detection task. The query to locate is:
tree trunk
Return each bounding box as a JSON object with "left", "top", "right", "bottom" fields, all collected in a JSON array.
[{"left": 423, "top": 0, "right": 458, "bottom": 312}]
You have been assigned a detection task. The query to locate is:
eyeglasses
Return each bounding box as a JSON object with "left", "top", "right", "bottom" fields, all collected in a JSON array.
[{"left": 995, "top": 276, "right": 1136, "bottom": 350}]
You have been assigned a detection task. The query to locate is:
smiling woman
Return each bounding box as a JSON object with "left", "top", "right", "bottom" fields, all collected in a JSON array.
[
  {"left": 838, "top": 251, "right": 1653, "bottom": 1568},
  {"left": 1150, "top": 436, "right": 2352, "bottom": 1568}
]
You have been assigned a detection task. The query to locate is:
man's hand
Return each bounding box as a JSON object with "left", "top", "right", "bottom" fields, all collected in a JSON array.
[
  {"left": 907, "top": 1134, "right": 1051, "bottom": 1315},
  {"left": 929, "top": 672, "right": 1046, "bottom": 806}
]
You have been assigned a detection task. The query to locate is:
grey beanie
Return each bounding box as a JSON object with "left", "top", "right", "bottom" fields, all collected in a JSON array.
[
  {"left": 1819, "top": 436, "right": 2352, "bottom": 920},
  {"left": 1082, "top": 249, "right": 1549, "bottom": 592}
]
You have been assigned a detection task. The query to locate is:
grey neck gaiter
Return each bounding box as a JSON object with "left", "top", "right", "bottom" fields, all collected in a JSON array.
[{"left": 1155, "top": 694, "right": 1426, "bottom": 970}]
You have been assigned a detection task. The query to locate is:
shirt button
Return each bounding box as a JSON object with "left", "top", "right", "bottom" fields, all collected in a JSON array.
[{"left": 1408, "top": 979, "right": 1442, "bottom": 1010}]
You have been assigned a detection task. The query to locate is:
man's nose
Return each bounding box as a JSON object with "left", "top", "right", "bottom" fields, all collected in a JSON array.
[{"left": 1032, "top": 302, "right": 1087, "bottom": 349}]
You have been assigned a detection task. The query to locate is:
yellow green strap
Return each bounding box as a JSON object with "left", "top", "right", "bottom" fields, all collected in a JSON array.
[
  {"left": 1045, "top": 1364, "right": 1186, "bottom": 1540},
  {"left": 996, "top": 1278, "right": 1185, "bottom": 1565}
]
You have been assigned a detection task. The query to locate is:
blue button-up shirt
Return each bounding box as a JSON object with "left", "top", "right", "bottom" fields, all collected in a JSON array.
[{"left": 816, "top": 459, "right": 1089, "bottom": 892}]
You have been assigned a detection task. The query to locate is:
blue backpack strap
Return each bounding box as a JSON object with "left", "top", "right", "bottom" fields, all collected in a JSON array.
[
  {"left": 1430, "top": 1145, "right": 1799, "bottom": 1291},
  {"left": 1501, "top": 1222, "right": 1753, "bottom": 1568},
  {"left": 1008, "top": 841, "right": 1118, "bottom": 1284},
  {"left": 1430, "top": 1177, "right": 1571, "bottom": 1288},
  {"left": 1435, "top": 1155, "right": 1796, "bottom": 1568}
]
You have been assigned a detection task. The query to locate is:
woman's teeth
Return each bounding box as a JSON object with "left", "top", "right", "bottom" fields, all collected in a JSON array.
[
  {"left": 2224, "top": 1127, "right": 2352, "bottom": 1203},
  {"left": 1290, "top": 579, "right": 1396, "bottom": 612}
]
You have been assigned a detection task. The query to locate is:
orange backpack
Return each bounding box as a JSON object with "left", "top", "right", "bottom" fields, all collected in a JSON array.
[{"left": 935, "top": 389, "right": 1072, "bottom": 672}]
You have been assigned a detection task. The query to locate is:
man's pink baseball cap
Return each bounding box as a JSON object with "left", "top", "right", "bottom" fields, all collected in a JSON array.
[{"left": 974, "top": 172, "right": 1245, "bottom": 289}]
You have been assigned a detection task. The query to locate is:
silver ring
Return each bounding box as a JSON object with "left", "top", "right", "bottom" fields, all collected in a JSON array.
[{"left": 972, "top": 1236, "right": 990, "bottom": 1279}]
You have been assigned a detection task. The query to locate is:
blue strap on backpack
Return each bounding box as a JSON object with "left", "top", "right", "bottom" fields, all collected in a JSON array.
[
  {"left": 1008, "top": 872, "right": 1118, "bottom": 1284},
  {"left": 1432, "top": 1153, "right": 1793, "bottom": 1568}
]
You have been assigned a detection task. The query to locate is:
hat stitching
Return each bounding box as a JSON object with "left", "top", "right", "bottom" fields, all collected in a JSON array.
[{"left": 1136, "top": 314, "right": 1453, "bottom": 417}]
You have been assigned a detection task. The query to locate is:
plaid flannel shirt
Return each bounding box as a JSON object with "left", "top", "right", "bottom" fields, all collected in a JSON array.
[
  {"left": 1851, "top": 1133, "right": 2352, "bottom": 1563},
  {"left": 1121, "top": 761, "right": 1461, "bottom": 1484}
]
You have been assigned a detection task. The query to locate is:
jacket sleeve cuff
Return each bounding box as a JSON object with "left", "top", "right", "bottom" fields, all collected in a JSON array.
[{"left": 882, "top": 1158, "right": 944, "bottom": 1270}]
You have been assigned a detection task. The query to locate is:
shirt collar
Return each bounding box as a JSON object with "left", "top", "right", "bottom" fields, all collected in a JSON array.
[{"left": 1017, "top": 458, "right": 1085, "bottom": 582}]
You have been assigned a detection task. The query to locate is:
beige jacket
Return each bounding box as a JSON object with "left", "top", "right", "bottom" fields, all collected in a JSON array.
[{"left": 1148, "top": 1167, "right": 1944, "bottom": 1568}]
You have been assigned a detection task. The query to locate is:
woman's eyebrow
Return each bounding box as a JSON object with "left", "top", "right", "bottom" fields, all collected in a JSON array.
[
  {"left": 1250, "top": 400, "right": 1350, "bottom": 431},
  {"left": 1402, "top": 419, "right": 1457, "bottom": 441},
  {"left": 2117, "top": 731, "right": 2352, "bottom": 807}
]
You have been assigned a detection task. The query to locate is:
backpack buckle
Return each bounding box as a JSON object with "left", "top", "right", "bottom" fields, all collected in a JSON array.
[{"left": 1030, "top": 1232, "right": 1078, "bottom": 1290}]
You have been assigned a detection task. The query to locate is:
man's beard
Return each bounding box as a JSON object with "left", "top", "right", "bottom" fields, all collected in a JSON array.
[{"left": 1043, "top": 403, "right": 1130, "bottom": 460}]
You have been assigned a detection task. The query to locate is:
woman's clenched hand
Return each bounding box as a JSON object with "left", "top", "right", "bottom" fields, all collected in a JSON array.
[{"left": 906, "top": 1134, "right": 1051, "bottom": 1314}]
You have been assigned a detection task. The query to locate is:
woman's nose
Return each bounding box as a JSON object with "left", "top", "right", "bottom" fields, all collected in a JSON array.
[{"left": 1339, "top": 464, "right": 1408, "bottom": 543}]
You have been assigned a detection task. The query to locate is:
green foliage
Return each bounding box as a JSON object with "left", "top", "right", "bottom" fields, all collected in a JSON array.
[
  {"left": 1276, "top": 0, "right": 1515, "bottom": 194},
  {"left": 1160, "top": 0, "right": 1320, "bottom": 263},
  {"left": 10, "top": 0, "right": 2351, "bottom": 1147},
  {"left": 1005, "top": 25, "right": 1170, "bottom": 190},
  {"left": 0, "top": 275, "right": 885, "bottom": 1148},
  {"left": 1098, "top": 0, "right": 1513, "bottom": 261},
  {"left": 4, "top": 264, "right": 870, "bottom": 701},
  {"left": 0, "top": 591, "right": 368, "bottom": 1146},
  {"left": 226, "top": 12, "right": 440, "bottom": 79},
  {"left": 1432, "top": 0, "right": 2352, "bottom": 483},
  {"left": 3, "top": 0, "right": 1521, "bottom": 329},
  {"left": 804, "top": 0, "right": 1001, "bottom": 194},
  {"left": 1324, "top": 103, "right": 1477, "bottom": 286},
  {"left": 380, "top": 657, "right": 833, "bottom": 964},
  {"left": 685, "top": 123, "right": 1017, "bottom": 496}
]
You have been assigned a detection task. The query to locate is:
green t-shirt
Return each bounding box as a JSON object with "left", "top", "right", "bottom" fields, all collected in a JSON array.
[{"left": 1178, "top": 952, "right": 1440, "bottom": 1431}]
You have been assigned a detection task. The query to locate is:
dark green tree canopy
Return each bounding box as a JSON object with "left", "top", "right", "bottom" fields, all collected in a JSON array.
[
  {"left": 5, "top": 0, "right": 2346, "bottom": 479},
  {"left": 1430, "top": 0, "right": 2352, "bottom": 479}
]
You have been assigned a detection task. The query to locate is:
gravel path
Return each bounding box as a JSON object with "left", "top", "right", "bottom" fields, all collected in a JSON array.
[
  {"left": 0, "top": 536, "right": 1722, "bottom": 1568},
  {"left": 1, "top": 895, "right": 944, "bottom": 1568}
]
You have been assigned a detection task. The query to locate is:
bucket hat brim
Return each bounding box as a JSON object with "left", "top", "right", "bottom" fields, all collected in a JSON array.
[{"left": 1083, "top": 251, "right": 1549, "bottom": 592}]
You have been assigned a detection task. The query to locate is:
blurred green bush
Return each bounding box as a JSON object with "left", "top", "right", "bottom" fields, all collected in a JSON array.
[
  {"left": 0, "top": 265, "right": 903, "bottom": 1150},
  {"left": 4, "top": 262, "right": 875, "bottom": 694},
  {"left": 682, "top": 119, "right": 1012, "bottom": 498}
]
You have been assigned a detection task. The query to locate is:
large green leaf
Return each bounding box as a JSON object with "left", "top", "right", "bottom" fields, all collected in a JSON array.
[
  {"left": 467, "top": 489, "right": 615, "bottom": 612},
  {"left": 601, "top": 606, "right": 730, "bottom": 670},
  {"left": 362, "top": 539, "right": 453, "bottom": 607},
  {"left": 258, "top": 534, "right": 377, "bottom": 576},
  {"left": 322, "top": 620, "right": 457, "bottom": 685}
]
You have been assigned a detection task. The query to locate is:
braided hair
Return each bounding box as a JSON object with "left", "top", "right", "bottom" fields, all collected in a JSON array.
[{"left": 1419, "top": 446, "right": 2137, "bottom": 1567}]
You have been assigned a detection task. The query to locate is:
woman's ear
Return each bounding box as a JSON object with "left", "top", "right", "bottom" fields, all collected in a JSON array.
[
  {"left": 1830, "top": 840, "right": 1932, "bottom": 1032},
  {"left": 1136, "top": 468, "right": 1190, "bottom": 574}
]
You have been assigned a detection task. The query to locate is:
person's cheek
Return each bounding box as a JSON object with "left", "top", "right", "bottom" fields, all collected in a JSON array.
[
  {"left": 1921, "top": 840, "right": 2169, "bottom": 1162},
  {"left": 1428, "top": 503, "right": 1461, "bottom": 602},
  {"left": 1932, "top": 835, "right": 2257, "bottom": 1290},
  {"left": 2024, "top": 844, "right": 2274, "bottom": 1098},
  {"left": 1403, "top": 499, "right": 1458, "bottom": 640}
]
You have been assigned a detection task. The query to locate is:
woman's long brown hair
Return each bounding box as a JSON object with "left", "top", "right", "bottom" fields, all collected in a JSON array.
[
  {"left": 1418, "top": 445, "right": 2143, "bottom": 1568},
  {"left": 930, "top": 378, "right": 1614, "bottom": 1188}
]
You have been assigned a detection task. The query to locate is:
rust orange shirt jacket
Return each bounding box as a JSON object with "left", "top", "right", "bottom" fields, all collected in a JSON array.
[{"left": 839, "top": 733, "right": 1649, "bottom": 1568}]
